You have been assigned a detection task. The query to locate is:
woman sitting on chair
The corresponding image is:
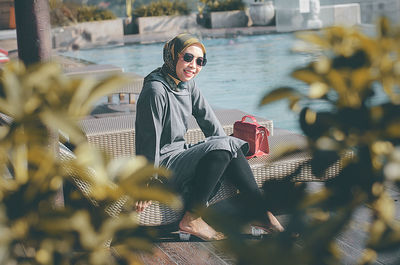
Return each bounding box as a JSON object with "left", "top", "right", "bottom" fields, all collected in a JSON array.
[{"left": 135, "top": 33, "right": 283, "bottom": 241}]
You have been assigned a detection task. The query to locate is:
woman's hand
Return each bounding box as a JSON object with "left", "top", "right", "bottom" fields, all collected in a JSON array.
[{"left": 135, "top": 200, "right": 152, "bottom": 213}]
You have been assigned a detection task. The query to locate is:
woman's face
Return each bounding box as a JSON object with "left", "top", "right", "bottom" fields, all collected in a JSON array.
[{"left": 175, "top": 44, "right": 204, "bottom": 82}]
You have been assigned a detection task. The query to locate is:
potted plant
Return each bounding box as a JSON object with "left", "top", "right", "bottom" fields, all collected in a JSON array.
[
  {"left": 133, "top": 0, "right": 198, "bottom": 34},
  {"left": 198, "top": 0, "right": 248, "bottom": 29},
  {"left": 49, "top": 2, "right": 124, "bottom": 49},
  {"left": 249, "top": 0, "right": 275, "bottom": 26}
]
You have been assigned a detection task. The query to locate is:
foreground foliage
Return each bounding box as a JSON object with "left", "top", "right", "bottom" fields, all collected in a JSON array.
[
  {"left": 133, "top": 0, "right": 190, "bottom": 17},
  {"left": 0, "top": 61, "right": 178, "bottom": 264},
  {"left": 198, "top": 0, "right": 245, "bottom": 14},
  {"left": 49, "top": 0, "right": 116, "bottom": 26},
  {"left": 211, "top": 18, "right": 400, "bottom": 265}
]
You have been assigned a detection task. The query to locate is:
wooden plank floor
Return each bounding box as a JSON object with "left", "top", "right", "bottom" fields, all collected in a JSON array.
[
  {"left": 135, "top": 182, "right": 400, "bottom": 265},
  {"left": 137, "top": 240, "right": 236, "bottom": 265}
]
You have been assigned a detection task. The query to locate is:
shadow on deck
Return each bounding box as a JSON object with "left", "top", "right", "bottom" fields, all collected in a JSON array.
[{"left": 132, "top": 182, "right": 400, "bottom": 265}]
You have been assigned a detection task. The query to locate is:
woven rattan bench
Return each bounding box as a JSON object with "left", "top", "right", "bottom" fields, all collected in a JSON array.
[
  {"left": 79, "top": 109, "right": 274, "bottom": 159},
  {"left": 2, "top": 108, "right": 346, "bottom": 226},
  {"left": 134, "top": 127, "right": 348, "bottom": 226},
  {"left": 78, "top": 109, "right": 347, "bottom": 226}
]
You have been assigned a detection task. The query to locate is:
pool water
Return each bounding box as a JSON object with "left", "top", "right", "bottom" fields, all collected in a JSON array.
[{"left": 62, "top": 33, "right": 314, "bottom": 133}]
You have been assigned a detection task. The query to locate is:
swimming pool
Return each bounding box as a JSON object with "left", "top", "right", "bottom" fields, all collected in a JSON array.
[{"left": 62, "top": 33, "right": 313, "bottom": 133}]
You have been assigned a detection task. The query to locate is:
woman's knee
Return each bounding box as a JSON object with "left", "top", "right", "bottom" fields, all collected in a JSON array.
[{"left": 200, "top": 150, "right": 231, "bottom": 166}]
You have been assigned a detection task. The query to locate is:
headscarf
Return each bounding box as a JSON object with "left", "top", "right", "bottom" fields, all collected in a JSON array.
[{"left": 161, "top": 33, "right": 206, "bottom": 83}]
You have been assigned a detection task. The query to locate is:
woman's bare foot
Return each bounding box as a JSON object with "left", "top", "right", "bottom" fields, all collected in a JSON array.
[
  {"left": 179, "top": 212, "right": 225, "bottom": 241},
  {"left": 266, "top": 211, "right": 285, "bottom": 232},
  {"left": 252, "top": 211, "right": 285, "bottom": 234}
]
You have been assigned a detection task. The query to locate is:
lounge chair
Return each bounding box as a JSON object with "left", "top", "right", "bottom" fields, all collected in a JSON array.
[{"left": 65, "top": 64, "right": 143, "bottom": 117}]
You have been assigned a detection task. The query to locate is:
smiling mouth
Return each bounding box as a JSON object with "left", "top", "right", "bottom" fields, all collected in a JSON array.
[{"left": 184, "top": 69, "right": 195, "bottom": 76}]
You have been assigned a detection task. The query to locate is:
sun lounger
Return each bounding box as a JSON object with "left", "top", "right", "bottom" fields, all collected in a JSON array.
[
  {"left": 65, "top": 64, "right": 144, "bottom": 109},
  {"left": 64, "top": 64, "right": 123, "bottom": 79}
]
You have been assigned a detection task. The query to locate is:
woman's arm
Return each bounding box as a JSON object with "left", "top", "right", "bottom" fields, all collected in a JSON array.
[
  {"left": 191, "top": 82, "right": 225, "bottom": 137},
  {"left": 135, "top": 81, "right": 166, "bottom": 167},
  {"left": 135, "top": 81, "right": 167, "bottom": 213}
]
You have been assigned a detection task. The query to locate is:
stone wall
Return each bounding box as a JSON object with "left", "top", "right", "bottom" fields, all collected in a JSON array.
[
  {"left": 319, "top": 0, "right": 400, "bottom": 24},
  {"left": 134, "top": 14, "right": 201, "bottom": 34},
  {"left": 319, "top": 3, "right": 361, "bottom": 27},
  {"left": 359, "top": 0, "right": 400, "bottom": 24},
  {"left": 276, "top": 2, "right": 361, "bottom": 32},
  {"left": 206, "top": 10, "right": 249, "bottom": 29},
  {"left": 134, "top": 11, "right": 250, "bottom": 33}
]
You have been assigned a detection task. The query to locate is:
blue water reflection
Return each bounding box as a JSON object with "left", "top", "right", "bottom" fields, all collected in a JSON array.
[{"left": 62, "top": 33, "right": 314, "bottom": 133}]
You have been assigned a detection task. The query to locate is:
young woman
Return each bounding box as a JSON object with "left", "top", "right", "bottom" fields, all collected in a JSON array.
[{"left": 135, "top": 33, "right": 283, "bottom": 240}]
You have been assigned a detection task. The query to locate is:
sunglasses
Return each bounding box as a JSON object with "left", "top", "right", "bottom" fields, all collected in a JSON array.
[{"left": 182, "top": 53, "right": 207, "bottom": 67}]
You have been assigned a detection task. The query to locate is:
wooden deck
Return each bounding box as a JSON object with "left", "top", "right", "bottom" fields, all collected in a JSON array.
[
  {"left": 134, "top": 182, "right": 400, "bottom": 265},
  {"left": 137, "top": 242, "right": 235, "bottom": 265}
]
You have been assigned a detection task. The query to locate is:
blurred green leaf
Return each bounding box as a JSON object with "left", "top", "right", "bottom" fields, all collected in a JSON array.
[
  {"left": 326, "top": 69, "right": 347, "bottom": 95},
  {"left": 378, "top": 17, "right": 391, "bottom": 38},
  {"left": 296, "top": 31, "right": 330, "bottom": 49},
  {"left": 221, "top": 16, "right": 400, "bottom": 265},
  {"left": 260, "top": 87, "right": 302, "bottom": 106},
  {"left": 0, "top": 61, "right": 172, "bottom": 264},
  {"left": 358, "top": 249, "right": 378, "bottom": 265},
  {"left": 69, "top": 74, "right": 132, "bottom": 117},
  {"left": 40, "top": 110, "right": 86, "bottom": 144},
  {"left": 292, "top": 69, "right": 324, "bottom": 84},
  {"left": 309, "top": 82, "right": 329, "bottom": 99}
]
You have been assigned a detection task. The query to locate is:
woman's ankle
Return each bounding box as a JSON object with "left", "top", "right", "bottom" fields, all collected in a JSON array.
[{"left": 179, "top": 212, "right": 198, "bottom": 229}]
